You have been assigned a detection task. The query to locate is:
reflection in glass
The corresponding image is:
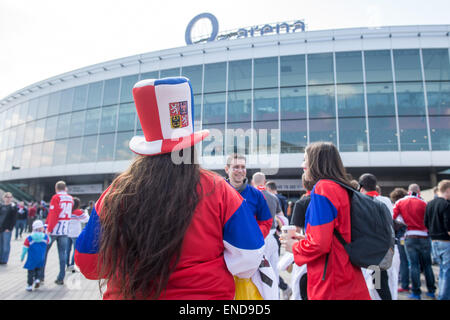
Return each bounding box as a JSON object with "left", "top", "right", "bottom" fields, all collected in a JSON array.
[
  {"left": 396, "top": 82, "right": 426, "bottom": 116},
  {"left": 339, "top": 118, "right": 367, "bottom": 152},
  {"left": 369, "top": 117, "right": 398, "bottom": 151},
  {"left": 335, "top": 51, "right": 363, "bottom": 84},
  {"left": 59, "top": 88, "right": 74, "bottom": 114},
  {"left": 24, "top": 122, "right": 35, "bottom": 145},
  {"left": 309, "top": 118, "right": 336, "bottom": 145},
  {"left": 254, "top": 57, "right": 278, "bottom": 89},
  {"left": 160, "top": 68, "right": 180, "bottom": 78},
  {"left": 308, "top": 85, "right": 335, "bottom": 118},
  {"left": 280, "top": 55, "right": 305, "bottom": 87},
  {"left": 81, "top": 135, "right": 98, "bottom": 163},
  {"left": 56, "top": 113, "right": 71, "bottom": 139},
  {"left": 422, "top": 49, "right": 450, "bottom": 81},
  {"left": 280, "top": 87, "right": 306, "bottom": 120},
  {"left": 12, "top": 147, "right": 22, "bottom": 170},
  {"left": 28, "top": 99, "right": 38, "bottom": 122},
  {"left": 393, "top": 49, "right": 422, "bottom": 82},
  {"left": 120, "top": 75, "right": 139, "bottom": 103},
  {"left": 426, "top": 81, "right": 450, "bottom": 116},
  {"left": 117, "top": 103, "right": 136, "bottom": 132},
  {"left": 100, "top": 105, "right": 118, "bottom": 134},
  {"left": 8, "top": 127, "right": 16, "bottom": 149},
  {"left": 228, "top": 60, "right": 252, "bottom": 91},
  {"left": 103, "top": 78, "right": 120, "bottom": 106},
  {"left": 37, "top": 95, "right": 49, "bottom": 120},
  {"left": 70, "top": 111, "right": 86, "bottom": 137},
  {"left": 84, "top": 108, "right": 101, "bottom": 135},
  {"left": 140, "top": 71, "right": 158, "bottom": 79},
  {"left": 19, "top": 103, "right": 28, "bottom": 125},
  {"left": 21, "top": 145, "right": 32, "bottom": 170},
  {"left": 202, "top": 124, "right": 224, "bottom": 156},
  {"left": 115, "top": 131, "right": 134, "bottom": 160},
  {"left": 228, "top": 90, "right": 251, "bottom": 123},
  {"left": 41, "top": 141, "right": 55, "bottom": 167},
  {"left": 73, "top": 85, "right": 88, "bottom": 111},
  {"left": 429, "top": 116, "right": 450, "bottom": 151},
  {"left": 254, "top": 89, "right": 278, "bottom": 121},
  {"left": 399, "top": 116, "right": 429, "bottom": 151},
  {"left": 53, "top": 139, "right": 68, "bottom": 166},
  {"left": 226, "top": 122, "right": 251, "bottom": 155},
  {"left": 364, "top": 50, "right": 393, "bottom": 83},
  {"left": 66, "top": 137, "right": 82, "bottom": 164},
  {"left": 98, "top": 133, "right": 115, "bottom": 161},
  {"left": 182, "top": 65, "right": 203, "bottom": 95},
  {"left": 15, "top": 125, "right": 25, "bottom": 147},
  {"left": 204, "top": 63, "right": 226, "bottom": 93},
  {"left": 30, "top": 144, "right": 42, "bottom": 168},
  {"left": 281, "top": 119, "right": 307, "bottom": 153},
  {"left": 33, "top": 119, "right": 46, "bottom": 144},
  {"left": 44, "top": 116, "right": 58, "bottom": 141},
  {"left": 203, "top": 93, "right": 225, "bottom": 125},
  {"left": 308, "top": 53, "right": 334, "bottom": 85},
  {"left": 47, "top": 92, "right": 60, "bottom": 117},
  {"left": 193, "top": 94, "right": 201, "bottom": 123},
  {"left": 254, "top": 121, "right": 279, "bottom": 155},
  {"left": 366, "top": 83, "right": 396, "bottom": 116},
  {"left": 87, "top": 81, "right": 104, "bottom": 108},
  {"left": 337, "top": 84, "right": 365, "bottom": 117}
]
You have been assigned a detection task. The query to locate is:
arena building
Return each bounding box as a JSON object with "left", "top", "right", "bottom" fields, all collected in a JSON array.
[{"left": 0, "top": 14, "right": 449, "bottom": 203}]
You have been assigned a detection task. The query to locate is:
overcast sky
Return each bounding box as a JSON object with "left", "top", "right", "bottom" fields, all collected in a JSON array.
[{"left": 1, "top": 0, "right": 449, "bottom": 99}]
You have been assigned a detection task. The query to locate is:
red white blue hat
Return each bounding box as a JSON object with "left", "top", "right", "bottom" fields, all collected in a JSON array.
[{"left": 129, "top": 77, "right": 209, "bottom": 156}]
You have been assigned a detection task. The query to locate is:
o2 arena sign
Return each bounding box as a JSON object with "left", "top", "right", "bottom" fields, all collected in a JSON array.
[{"left": 185, "top": 12, "right": 305, "bottom": 45}]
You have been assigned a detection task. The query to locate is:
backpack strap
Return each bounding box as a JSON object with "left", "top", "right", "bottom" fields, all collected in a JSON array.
[{"left": 333, "top": 229, "right": 347, "bottom": 246}]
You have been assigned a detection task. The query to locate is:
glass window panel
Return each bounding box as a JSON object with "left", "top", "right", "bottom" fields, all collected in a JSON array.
[
  {"left": 11, "top": 105, "right": 20, "bottom": 127},
  {"left": 66, "top": 137, "right": 82, "bottom": 164},
  {"left": 0, "top": 151, "right": 5, "bottom": 172},
  {"left": 136, "top": 115, "right": 142, "bottom": 132},
  {"left": 15, "top": 124, "right": 25, "bottom": 147},
  {"left": 364, "top": 50, "right": 393, "bottom": 83},
  {"left": 4, "top": 149, "right": 13, "bottom": 172},
  {"left": 100, "top": 105, "right": 118, "bottom": 134},
  {"left": 227, "top": 90, "right": 251, "bottom": 123},
  {"left": 21, "top": 145, "right": 31, "bottom": 169},
  {"left": 160, "top": 68, "right": 180, "bottom": 78},
  {"left": 226, "top": 122, "right": 252, "bottom": 155},
  {"left": 429, "top": 116, "right": 450, "bottom": 151},
  {"left": 337, "top": 84, "right": 365, "bottom": 117},
  {"left": 396, "top": 82, "right": 426, "bottom": 116},
  {"left": 254, "top": 89, "right": 279, "bottom": 121},
  {"left": 308, "top": 85, "right": 336, "bottom": 118},
  {"left": 393, "top": 49, "right": 422, "bottom": 82},
  {"left": 281, "top": 119, "right": 307, "bottom": 153},
  {"left": 422, "top": 49, "right": 450, "bottom": 81},
  {"left": 98, "top": 133, "right": 115, "bottom": 161},
  {"left": 254, "top": 57, "right": 278, "bottom": 89},
  {"left": 24, "top": 121, "right": 35, "bottom": 145},
  {"left": 0, "top": 130, "right": 8, "bottom": 151},
  {"left": 309, "top": 118, "right": 337, "bottom": 145},
  {"left": 181, "top": 65, "right": 203, "bottom": 95},
  {"left": 4, "top": 108, "right": 12, "bottom": 129},
  {"left": 12, "top": 147, "right": 22, "bottom": 170},
  {"left": 18, "top": 103, "right": 28, "bottom": 125},
  {"left": 87, "top": 81, "right": 104, "bottom": 108},
  {"left": 103, "top": 78, "right": 120, "bottom": 106},
  {"left": 120, "top": 74, "right": 139, "bottom": 103},
  {"left": 280, "top": 87, "right": 307, "bottom": 120},
  {"left": 28, "top": 99, "right": 38, "bottom": 122},
  {"left": 203, "top": 62, "right": 226, "bottom": 93},
  {"left": 40, "top": 141, "right": 54, "bottom": 167},
  {"left": 308, "top": 53, "right": 334, "bottom": 85},
  {"left": 29, "top": 143, "right": 42, "bottom": 168},
  {"left": 44, "top": 116, "right": 58, "bottom": 141},
  {"left": 280, "top": 55, "right": 306, "bottom": 87},
  {"left": 202, "top": 93, "right": 225, "bottom": 125},
  {"left": 8, "top": 127, "right": 16, "bottom": 149},
  {"left": 47, "top": 92, "right": 60, "bottom": 117},
  {"left": 73, "top": 85, "right": 88, "bottom": 111},
  {"left": 339, "top": 118, "right": 368, "bottom": 152},
  {"left": 369, "top": 117, "right": 398, "bottom": 151},
  {"left": 81, "top": 135, "right": 98, "bottom": 163},
  {"left": 201, "top": 124, "right": 224, "bottom": 156},
  {"left": 0, "top": 111, "right": 4, "bottom": 131},
  {"left": 140, "top": 71, "right": 158, "bottom": 79},
  {"left": 399, "top": 116, "right": 429, "bottom": 151},
  {"left": 33, "top": 119, "right": 46, "bottom": 143},
  {"left": 366, "top": 83, "right": 396, "bottom": 116},
  {"left": 84, "top": 108, "right": 101, "bottom": 135},
  {"left": 70, "top": 110, "right": 86, "bottom": 137},
  {"left": 228, "top": 59, "right": 252, "bottom": 91},
  {"left": 426, "top": 81, "right": 450, "bottom": 116},
  {"left": 52, "top": 139, "right": 68, "bottom": 166},
  {"left": 193, "top": 94, "right": 201, "bottom": 123},
  {"left": 37, "top": 95, "right": 50, "bottom": 119},
  {"left": 56, "top": 113, "right": 71, "bottom": 139},
  {"left": 117, "top": 103, "right": 136, "bottom": 132},
  {"left": 336, "top": 51, "right": 363, "bottom": 84},
  {"left": 59, "top": 88, "right": 74, "bottom": 113},
  {"left": 254, "top": 121, "right": 279, "bottom": 155},
  {"left": 115, "top": 131, "right": 134, "bottom": 160}
]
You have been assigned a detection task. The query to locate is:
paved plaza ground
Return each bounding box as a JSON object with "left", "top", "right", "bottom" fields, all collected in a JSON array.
[{"left": 0, "top": 230, "right": 441, "bottom": 300}]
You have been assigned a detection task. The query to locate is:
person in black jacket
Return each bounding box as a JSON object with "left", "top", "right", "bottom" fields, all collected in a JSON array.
[
  {"left": 0, "top": 192, "right": 18, "bottom": 264},
  {"left": 424, "top": 179, "right": 450, "bottom": 300},
  {"left": 15, "top": 201, "right": 28, "bottom": 240}
]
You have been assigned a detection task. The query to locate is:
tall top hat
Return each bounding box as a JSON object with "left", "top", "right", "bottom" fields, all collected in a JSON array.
[{"left": 129, "top": 77, "right": 209, "bottom": 156}]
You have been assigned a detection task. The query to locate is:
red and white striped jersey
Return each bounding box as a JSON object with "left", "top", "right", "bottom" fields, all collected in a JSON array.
[{"left": 46, "top": 191, "right": 74, "bottom": 236}]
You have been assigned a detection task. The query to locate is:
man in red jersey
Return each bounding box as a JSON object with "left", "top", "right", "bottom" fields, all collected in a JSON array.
[{"left": 41, "top": 181, "right": 74, "bottom": 285}]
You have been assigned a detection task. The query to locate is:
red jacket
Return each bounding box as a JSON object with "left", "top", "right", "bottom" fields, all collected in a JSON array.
[
  {"left": 292, "top": 180, "right": 371, "bottom": 300},
  {"left": 46, "top": 191, "right": 74, "bottom": 236},
  {"left": 393, "top": 193, "right": 428, "bottom": 235}
]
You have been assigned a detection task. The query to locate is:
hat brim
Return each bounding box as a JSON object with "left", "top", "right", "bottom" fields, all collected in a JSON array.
[{"left": 129, "top": 130, "right": 210, "bottom": 156}]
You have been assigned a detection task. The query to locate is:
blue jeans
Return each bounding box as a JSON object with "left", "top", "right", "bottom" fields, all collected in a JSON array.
[
  {"left": 66, "top": 237, "right": 77, "bottom": 267},
  {"left": 398, "top": 242, "right": 410, "bottom": 289},
  {"left": 41, "top": 235, "right": 69, "bottom": 282},
  {"left": 432, "top": 241, "right": 450, "bottom": 300},
  {"left": 15, "top": 219, "right": 27, "bottom": 239},
  {"left": 405, "top": 237, "right": 436, "bottom": 295},
  {"left": 0, "top": 231, "right": 12, "bottom": 263}
]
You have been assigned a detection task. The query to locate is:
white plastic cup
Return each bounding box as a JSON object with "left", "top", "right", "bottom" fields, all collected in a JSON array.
[{"left": 281, "top": 225, "right": 296, "bottom": 240}]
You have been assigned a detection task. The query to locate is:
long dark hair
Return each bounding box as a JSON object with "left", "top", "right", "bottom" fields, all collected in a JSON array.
[
  {"left": 304, "top": 142, "right": 352, "bottom": 188},
  {"left": 98, "top": 146, "right": 201, "bottom": 299}
]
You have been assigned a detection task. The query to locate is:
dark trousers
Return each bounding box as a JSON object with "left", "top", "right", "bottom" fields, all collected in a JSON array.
[
  {"left": 27, "top": 267, "right": 42, "bottom": 286},
  {"left": 375, "top": 270, "right": 392, "bottom": 300}
]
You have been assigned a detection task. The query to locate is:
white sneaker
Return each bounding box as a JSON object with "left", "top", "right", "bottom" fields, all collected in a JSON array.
[
  {"left": 34, "top": 279, "right": 40, "bottom": 289},
  {"left": 25, "top": 285, "right": 32, "bottom": 292}
]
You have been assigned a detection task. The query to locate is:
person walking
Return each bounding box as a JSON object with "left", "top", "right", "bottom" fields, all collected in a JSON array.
[
  {"left": 266, "top": 181, "right": 288, "bottom": 215},
  {"left": 424, "top": 180, "right": 450, "bottom": 300},
  {"left": 0, "top": 192, "right": 17, "bottom": 265},
  {"left": 281, "top": 142, "right": 370, "bottom": 300},
  {"left": 41, "top": 181, "right": 74, "bottom": 285},
  {"left": 393, "top": 184, "right": 436, "bottom": 300},
  {"left": 27, "top": 202, "right": 37, "bottom": 233},
  {"left": 15, "top": 201, "right": 28, "bottom": 240},
  {"left": 75, "top": 77, "right": 265, "bottom": 300},
  {"left": 66, "top": 197, "right": 89, "bottom": 272}
]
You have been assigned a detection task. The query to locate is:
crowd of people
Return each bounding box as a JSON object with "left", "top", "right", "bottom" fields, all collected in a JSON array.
[{"left": 0, "top": 76, "right": 448, "bottom": 301}]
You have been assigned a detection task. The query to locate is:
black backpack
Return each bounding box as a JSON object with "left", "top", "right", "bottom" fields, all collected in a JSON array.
[{"left": 323, "top": 179, "right": 395, "bottom": 274}]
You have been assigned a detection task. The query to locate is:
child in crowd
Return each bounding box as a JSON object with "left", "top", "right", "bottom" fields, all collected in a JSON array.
[{"left": 20, "top": 220, "right": 50, "bottom": 291}]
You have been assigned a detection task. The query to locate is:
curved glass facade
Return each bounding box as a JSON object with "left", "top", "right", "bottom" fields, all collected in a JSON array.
[{"left": 0, "top": 47, "right": 449, "bottom": 174}]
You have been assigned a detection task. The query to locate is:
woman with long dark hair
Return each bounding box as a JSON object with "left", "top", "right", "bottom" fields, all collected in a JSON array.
[
  {"left": 281, "top": 142, "right": 370, "bottom": 300},
  {"left": 75, "top": 77, "right": 265, "bottom": 299}
]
